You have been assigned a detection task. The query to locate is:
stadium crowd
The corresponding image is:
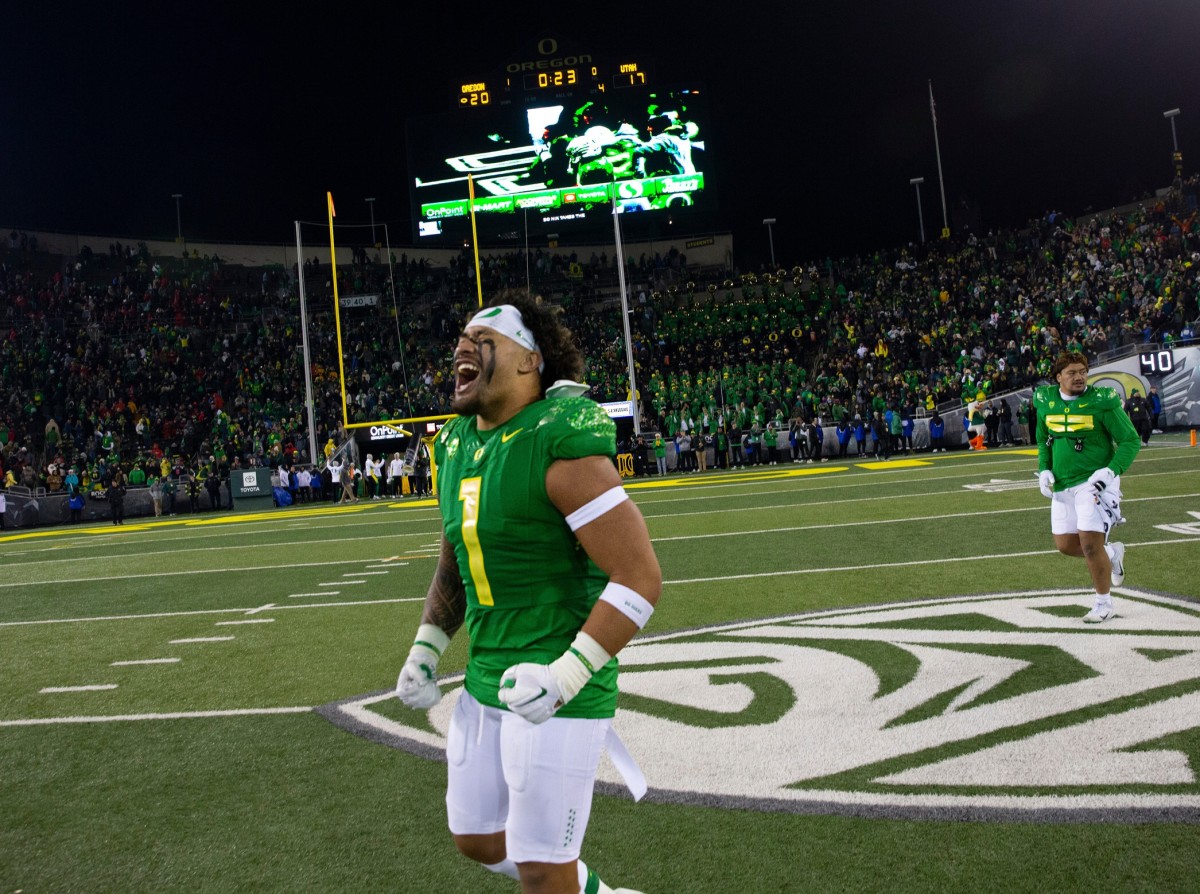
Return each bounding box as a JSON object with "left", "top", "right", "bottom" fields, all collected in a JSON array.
[{"left": 2, "top": 179, "right": 1197, "bottom": 504}]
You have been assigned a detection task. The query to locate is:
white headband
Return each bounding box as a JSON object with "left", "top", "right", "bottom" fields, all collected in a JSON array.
[{"left": 467, "top": 304, "right": 543, "bottom": 371}]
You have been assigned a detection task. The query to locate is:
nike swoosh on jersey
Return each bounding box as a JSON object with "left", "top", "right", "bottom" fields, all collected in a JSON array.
[{"left": 501, "top": 428, "right": 524, "bottom": 443}]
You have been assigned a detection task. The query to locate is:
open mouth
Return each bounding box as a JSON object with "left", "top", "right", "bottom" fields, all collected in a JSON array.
[{"left": 455, "top": 360, "right": 481, "bottom": 394}]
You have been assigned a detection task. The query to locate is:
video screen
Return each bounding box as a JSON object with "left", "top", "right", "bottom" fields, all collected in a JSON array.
[{"left": 406, "top": 86, "right": 710, "bottom": 244}]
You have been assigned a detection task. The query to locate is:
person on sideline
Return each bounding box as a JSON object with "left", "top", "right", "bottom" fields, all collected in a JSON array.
[
  {"left": 395, "top": 293, "right": 660, "bottom": 894},
  {"left": 1123, "top": 388, "right": 1153, "bottom": 446},
  {"left": 328, "top": 457, "right": 344, "bottom": 503},
  {"left": 929, "top": 410, "right": 945, "bottom": 453},
  {"left": 339, "top": 461, "right": 358, "bottom": 504},
  {"left": 107, "top": 471, "right": 127, "bottom": 525},
  {"left": 148, "top": 475, "right": 164, "bottom": 517},
  {"left": 1034, "top": 351, "right": 1141, "bottom": 623},
  {"left": 387, "top": 451, "right": 404, "bottom": 497}
]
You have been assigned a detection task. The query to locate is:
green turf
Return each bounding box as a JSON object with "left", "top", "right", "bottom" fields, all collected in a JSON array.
[
  {"left": 2, "top": 443, "right": 1199, "bottom": 892},
  {"left": 917, "top": 643, "right": 1100, "bottom": 709}
]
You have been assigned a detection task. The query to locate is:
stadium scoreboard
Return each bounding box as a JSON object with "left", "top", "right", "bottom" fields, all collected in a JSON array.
[
  {"left": 455, "top": 52, "right": 652, "bottom": 109},
  {"left": 411, "top": 38, "right": 710, "bottom": 244}
]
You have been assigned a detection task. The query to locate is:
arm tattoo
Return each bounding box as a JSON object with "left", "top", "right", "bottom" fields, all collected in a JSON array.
[{"left": 422, "top": 538, "right": 466, "bottom": 637}]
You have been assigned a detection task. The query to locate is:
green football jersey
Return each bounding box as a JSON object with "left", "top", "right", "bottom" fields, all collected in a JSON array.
[
  {"left": 1033, "top": 384, "right": 1141, "bottom": 490},
  {"left": 434, "top": 396, "right": 619, "bottom": 718}
]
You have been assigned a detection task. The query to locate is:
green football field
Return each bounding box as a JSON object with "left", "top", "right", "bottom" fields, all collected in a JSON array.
[{"left": 3, "top": 439, "right": 1199, "bottom": 893}]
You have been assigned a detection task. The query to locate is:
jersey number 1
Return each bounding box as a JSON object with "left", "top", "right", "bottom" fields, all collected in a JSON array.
[{"left": 458, "top": 477, "right": 494, "bottom": 606}]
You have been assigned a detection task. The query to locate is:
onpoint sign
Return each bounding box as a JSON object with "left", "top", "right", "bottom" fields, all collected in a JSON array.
[{"left": 368, "top": 425, "right": 409, "bottom": 441}]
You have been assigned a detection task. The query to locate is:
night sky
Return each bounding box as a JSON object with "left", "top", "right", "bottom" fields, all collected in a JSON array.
[{"left": 2, "top": 0, "right": 1197, "bottom": 268}]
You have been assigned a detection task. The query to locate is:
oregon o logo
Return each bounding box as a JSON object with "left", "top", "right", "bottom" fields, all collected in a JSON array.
[
  {"left": 320, "top": 589, "right": 1200, "bottom": 823},
  {"left": 538, "top": 38, "right": 557, "bottom": 55}
]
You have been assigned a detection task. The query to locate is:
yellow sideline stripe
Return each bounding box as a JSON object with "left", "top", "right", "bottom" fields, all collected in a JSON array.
[
  {"left": 0, "top": 498, "right": 437, "bottom": 544},
  {"left": 623, "top": 445, "right": 1043, "bottom": 490},
  {"left": 624, "top": 466, "right": 849, "bottom": 490},
  {"left": 0, "top": 448, "right": 1044, "bottom": 542}
]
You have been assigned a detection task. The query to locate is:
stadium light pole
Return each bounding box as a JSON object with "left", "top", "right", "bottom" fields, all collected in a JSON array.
[
  {"left": 929, "top": 80, "right": 950, "bottom": 237},
  {"left": 763, "top": 218, "right": 777, "bottom": 269},
  {"left": 171, "top": 193, "right": 183, "bottom": 246},
  {"left": 612, "top": 196, "right": 641, "bottom": 435},
  {"left": 1164, "top": 108, "right": 1183, "bottom": 181},
  {"left": 909, "top": 177, "right": 926, "bottom": 244},
  {"left": 365, "top": 197, "right": 377, "bottom": 247},
  {"left": 295, "top": 220, "right": 319, "bottom": 467},
  {"left": 381, "top": 222, "right": 414, "bottom": 420},
  {"left": 524, "top": 206, "right": 531, "bottom": 293}
]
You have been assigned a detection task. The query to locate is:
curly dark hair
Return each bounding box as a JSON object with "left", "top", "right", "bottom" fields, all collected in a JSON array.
[
  {"left": 484, "top": 289, "right": 584, "bottom": 395},
  {"left": 1052, "top": 350, "right": 1089, "bottom": 378}
]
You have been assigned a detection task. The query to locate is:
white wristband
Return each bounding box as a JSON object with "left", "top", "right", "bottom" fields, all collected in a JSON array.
[
  {"left": 413, "top": 623, "right": 450, "bottom": 658},
  {"left": 567, "top": 630, "right": 611, "bottom": 674},
  {"left": 551, "top": 631, "right": 612, "bottom": 705},
  {"left": 599, "top": 582, "right": 655, "bottom": 629},
  {"left": 564, "top": 486, "right": 629, "bottom": 531}
]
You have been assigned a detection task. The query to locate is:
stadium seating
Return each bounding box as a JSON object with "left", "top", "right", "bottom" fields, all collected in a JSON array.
[{"left": 1, "top": 179, "right": 1197, "bottom": 503}]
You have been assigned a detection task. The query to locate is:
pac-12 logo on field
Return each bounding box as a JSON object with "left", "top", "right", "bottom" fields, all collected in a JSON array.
[{"left": 319, "top": 590, "right": 1200, "bottom": 823}]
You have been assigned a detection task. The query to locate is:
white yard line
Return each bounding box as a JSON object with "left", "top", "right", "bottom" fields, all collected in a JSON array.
[
  {"left": 6, "top": 534, "right": 1198, "bottom": 635},
  {"left": 288, "top": 592, "right": 333, "bottom": 598},
  {"left": 111, "top": 658, "right": 181, "bottom": 666},
  {"left": 633, "top": 460, "right": 1041, "bottom": 505},
  {"left": 0, "top": 526, "right": 442, "bottom": 565},
  {"left": 0, "top": 558, "right": 409, "bottom": 590},
  {"left": 649, "top": 507, "right": 1041, "bottom": 541},
  {"left": 40, "top": 684, "right": 118, "bottom": 693},
  {"left": 1, "top": 454, "right": 1190, "bottom": 564},
  {"left": 214, "top": 618, "right": 275, "bottom": 626},
  {"left": 0, "top": 705, "right": 313, "bottom": 727},
  {"left": 170, "top": 636, "right": 235, "bottom": 643},
  {"left": 3, "top": 597, "right": 426, "bottom": 629},
  {"left": 664, "top": 537, "right": 1200, "bottom": 585},
  {"left": 650, "top": 500, "right": 1197, "bottom": 542},
  {"left": 642, "top": 487, "right": 1200, "bottom": 521},
  {"left": 632, "top": 452, "right": 1194, "bottom": 507}
]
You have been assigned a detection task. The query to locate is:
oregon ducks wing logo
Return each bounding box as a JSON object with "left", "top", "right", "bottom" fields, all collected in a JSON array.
[
  {"left": 1042, "top": 413, "right": 1096, "bottom": 434},
  {"left": 322, "top": 589, "right": 1200, "bottom": 823}
]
